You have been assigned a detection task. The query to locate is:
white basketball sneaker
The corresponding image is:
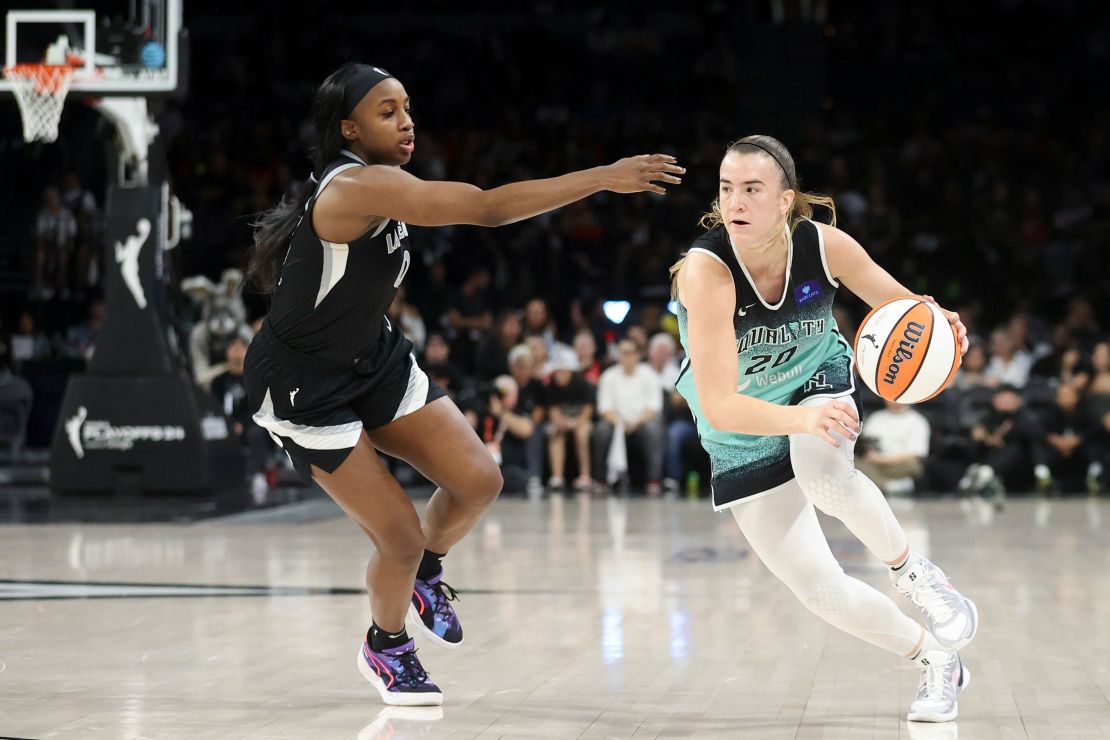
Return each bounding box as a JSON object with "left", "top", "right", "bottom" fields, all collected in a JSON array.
[
  {"left": 909, "top": 650, "right": 969, "bottom": 722},
  {"left": 892, "top": 555, "right": 979, "bottom": 651}
]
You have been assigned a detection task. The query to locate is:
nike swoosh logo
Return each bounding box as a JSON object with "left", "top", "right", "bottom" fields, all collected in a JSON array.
[
  {"left": 737, "top": 303, "right": 757, "bottom": 317},
  {"left": 737, "top": 378, "right": 752, "bottom": 392}
]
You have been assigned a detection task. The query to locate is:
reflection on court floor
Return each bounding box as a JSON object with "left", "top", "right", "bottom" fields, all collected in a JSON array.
[{"left": 1, "top": 496, "right": 1107, "bottom": 738}]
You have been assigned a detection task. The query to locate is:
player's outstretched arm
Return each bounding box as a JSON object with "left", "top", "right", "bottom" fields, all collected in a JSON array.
[
  {"left": 680, "top": 252, "right": 859, "bottom": 447},
  {"left": 323, "top": 154, "right": 683, "bottom": 229}
]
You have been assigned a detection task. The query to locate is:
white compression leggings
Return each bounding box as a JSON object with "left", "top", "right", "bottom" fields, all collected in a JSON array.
[{"left": 730, "top": 396, "right": 923, "bottom": 657}]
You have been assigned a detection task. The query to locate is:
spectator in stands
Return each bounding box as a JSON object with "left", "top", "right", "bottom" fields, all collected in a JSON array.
[
  {"left": 421, "top": 332, "right": 464, "bottom": 394},
  {"left": 594, "top": 338, "right": 665, "bottom": 496},
  {"left": 1063, "top": 298, "right": 1102, "bottom": 351},
  {"left": 1084, "top": 410, "right": 1110, "bottom": 494},
  {"left": 211, "top": 336, "right": 274, "bottom": 505},
  {"left": 663, "top": 394, "right": 698, "bottom": 495},
  {"left": 962, "top": 386, "right": 1039, "bottom": 498},
  {"left": 474, "top": 309, "right": 523, "bottom": 381},
  {"left": 523, "top": 297, "right": 558, "bottom": 349},
  {"left": 507, "top": 344, "right": 547, "bottom": 497},
  {"left": 954, "top": 342, "right": 994, "bottom": 391},
  {"left": 985, "top": 327, "right": 1032, "bottom": 388},
  {"left": 856, "top": 401, "right": 931, "bottom": 496},
  {"left": 1089, "top": 342, "right": 1110, "bottom": 396},
  {"left": 573, "top": 329, "right": 602, "bottom": 386},
  {"left": 1085, "top": 342, "right": 1110, "bottom": 424},
  {"left": 646, "top": 332, "right": 680, "bottom": 389},
  {"left": 59, "top": 171, "right": 100, "bottom": 293},
  {"left": 1033, "top": 384, "right": 1090, "bottom": 493},
  {"left": 33, "top": 187, "right": 77, "bottom": 300},
  {"left": 63, "top": 297, "right": 106, "bottom": 362},
  {"left": 0, "top": 347, "right": 34, "bottom": 459},
  {"left": 1030, "top": 324, "right": 1090, "bottom": 389},
  {"left": 544, "top": 348, "right": 594, "bottom": 493},
  {"left": 649, "top": 333, "right": 698, "bottom": 494},
  {"left": 386, "top": 285, "right": 427, "bottom": 354},
  {"left": 9, "top": 311, "right": 50, "bottom": 370},
  {"left": 443, "top": 265, "right": 493, "bottom": 373},
  {"left": 473, "top": 375, "right": 536, "bottom": 496},
  {"left": 527, "top": 335, "right": 553, "bottom": 381},
  {"left": 625, "top": 324, "right": 649, "bottom": 356}
]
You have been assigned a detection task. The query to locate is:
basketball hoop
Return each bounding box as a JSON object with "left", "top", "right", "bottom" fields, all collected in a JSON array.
[{"left": 2, "top": 63, "right": 77, "bottom": 143}]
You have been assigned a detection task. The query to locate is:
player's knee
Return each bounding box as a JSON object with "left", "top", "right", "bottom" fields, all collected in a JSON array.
[
  {"left": 797, "top": 574, "right": 850, "bottom": 622},
  {"left": 796, "top": 468, "right": 859, "bottom": 518},
  {"left": 380, "top": 525, "right": 425, "bottom": 565},
  {"left": 484, "top": 464, "right": 505, "bottom": 503},
  {"left": 462, "top": 458, "right": 503, "bottom": 507}
]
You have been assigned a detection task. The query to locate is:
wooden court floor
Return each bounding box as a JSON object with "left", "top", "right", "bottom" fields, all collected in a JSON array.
[{"left": 1, "top": 495, "right": 1109, "bottom": 739}]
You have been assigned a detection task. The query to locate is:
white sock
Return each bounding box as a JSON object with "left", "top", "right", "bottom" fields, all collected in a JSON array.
[
  {"left": 911, "top": 629, "right": 948, "bottom": 664},
  {"left": 890, "top": 549, "right": 920, "bottom": 573}
]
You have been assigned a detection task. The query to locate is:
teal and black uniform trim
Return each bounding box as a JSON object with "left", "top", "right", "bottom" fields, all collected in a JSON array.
[{"left": 675, "top": 218, "right": 858, "bottom": 510}]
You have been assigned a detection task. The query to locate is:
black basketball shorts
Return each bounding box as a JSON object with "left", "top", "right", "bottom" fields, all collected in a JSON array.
[{"left": 243, "top": 318, "right": 446, "bottom": 482}]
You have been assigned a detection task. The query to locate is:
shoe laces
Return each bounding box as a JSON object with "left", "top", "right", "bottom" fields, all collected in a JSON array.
[
  {"left": 431, "top": 579, "right": 460, "bottom": 620},
  {"left": 394, "top": 648, "right": 430, "bottom": 687},
  {"left": 922, "top": 653, "right": 955, "bottom": 700},
  {"left": 908, "top": 566, "right": 956, "bottom": 623}
]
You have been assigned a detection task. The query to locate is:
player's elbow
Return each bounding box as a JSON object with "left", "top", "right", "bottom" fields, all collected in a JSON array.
[
  {"left": 702, "top": 402, "right": 727, "bottom": 431},
  {"left": 472, "top": 191, "right": 510, "bottom": 227}
]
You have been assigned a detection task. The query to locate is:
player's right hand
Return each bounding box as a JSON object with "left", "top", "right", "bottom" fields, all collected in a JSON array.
[
  {"left": 802, "top": 401, "right": 860, "bottom": 447},
  {"left": 604, "top": 154, "right": 684, "bottom": 194}
]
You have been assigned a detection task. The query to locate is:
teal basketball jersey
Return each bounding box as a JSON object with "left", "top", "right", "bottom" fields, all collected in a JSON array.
[{"left": 675, "top": 218, "right": 855, "bottom": 508}]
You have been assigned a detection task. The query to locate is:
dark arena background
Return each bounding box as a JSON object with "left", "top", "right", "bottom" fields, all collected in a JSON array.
[{"left": 1, "top": 1, "right": 1109, "bottom": 737}]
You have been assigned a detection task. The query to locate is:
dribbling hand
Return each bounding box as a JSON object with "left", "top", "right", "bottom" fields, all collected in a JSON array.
[
  {"left": 802, "top": 401, "right": 860, "bottom": 448},
  {"left": 921, "top": 294, "right": 969, "bottom": 356},
  {"left": 605, "top": 154, "right": 684, "bottom": 194}
]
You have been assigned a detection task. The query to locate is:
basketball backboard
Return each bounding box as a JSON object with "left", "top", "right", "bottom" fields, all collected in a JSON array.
[{"left": 0, "top": 0, "right": 182, "bottom": 95}]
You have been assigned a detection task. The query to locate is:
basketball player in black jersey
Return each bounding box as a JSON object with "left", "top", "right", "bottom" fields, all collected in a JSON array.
[{"left": 244, "top": 64, "right": 683, "bottom": 706}]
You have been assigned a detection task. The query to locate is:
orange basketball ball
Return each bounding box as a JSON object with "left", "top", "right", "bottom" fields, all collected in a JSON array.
[{"left": 853, "top": 297, "right": 961, "bottom": 404}]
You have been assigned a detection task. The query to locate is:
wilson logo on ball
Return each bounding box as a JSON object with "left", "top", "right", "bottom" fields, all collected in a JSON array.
[
  {"left": 853, "top": 297, "right": 960, "bottom": 404},
  {"left": 882, "top": 320, "right": 926, "bottom": 386}
]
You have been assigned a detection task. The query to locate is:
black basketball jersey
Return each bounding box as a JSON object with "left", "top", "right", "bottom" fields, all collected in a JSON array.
[
  {"left": 676, "top": 217, "right": 850, "bottom": 409},
  {"left": 266, "top": 150, "right": 411, "bottom": 363}
]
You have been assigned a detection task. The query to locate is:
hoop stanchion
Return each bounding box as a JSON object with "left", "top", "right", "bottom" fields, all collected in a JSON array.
[{"left": 2, "top": 63, "right": 76, "bottom": 142}]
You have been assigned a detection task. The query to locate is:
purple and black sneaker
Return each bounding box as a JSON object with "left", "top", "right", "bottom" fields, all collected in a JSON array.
[
  {"left": 408, "top": 572, "right": 463, "bottom": 648},
  {"left": 357, "top": 639, "right": 443, "bottom": 706}
]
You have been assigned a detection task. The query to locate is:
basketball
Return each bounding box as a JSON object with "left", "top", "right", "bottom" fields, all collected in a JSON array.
[{"left": 853, "top": 297, "right": 961, "bottom": 404}]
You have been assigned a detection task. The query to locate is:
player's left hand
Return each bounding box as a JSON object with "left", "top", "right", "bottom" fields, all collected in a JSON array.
[{"left": 921, "top": 294, "right": 968, "bottom": 356}]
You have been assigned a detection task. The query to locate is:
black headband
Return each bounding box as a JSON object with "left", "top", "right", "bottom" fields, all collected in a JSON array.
[
  {"left": 737, "top": 139, "right": 797, "bottom": 189},
  {"left": 343, "top": 65, "right": 394, "bottom": 117}
]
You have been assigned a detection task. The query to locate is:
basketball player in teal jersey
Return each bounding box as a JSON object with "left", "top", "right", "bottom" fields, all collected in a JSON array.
[{"left": 671, "top": 136, "right": 975, "bottom": 723}]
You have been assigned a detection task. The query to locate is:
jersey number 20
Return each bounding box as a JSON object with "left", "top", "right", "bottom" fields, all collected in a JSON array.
[{"left": 744, "top": 346, "right": 797, "bottom": 375}]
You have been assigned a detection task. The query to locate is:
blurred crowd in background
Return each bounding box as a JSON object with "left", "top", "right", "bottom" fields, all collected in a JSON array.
[{"left": 1, "top": 1, "right": 1107, "bottom": 500}]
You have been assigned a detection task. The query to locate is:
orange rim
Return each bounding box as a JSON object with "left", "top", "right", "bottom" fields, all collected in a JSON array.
[{"left": 3, "top": 63, "right": 76, "bottom": 94}]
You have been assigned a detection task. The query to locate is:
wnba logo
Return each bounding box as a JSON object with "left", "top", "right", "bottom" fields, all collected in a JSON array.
[{"left": 881, "top": 321, "right": 926, "bottom": 386}]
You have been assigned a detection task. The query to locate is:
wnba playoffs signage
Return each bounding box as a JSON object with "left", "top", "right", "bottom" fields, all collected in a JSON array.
[
  {"left": 50, "top": 375, "right": 239, "bottom": 495},
  {"left": 49, "top": 168, "right": 239, "bottom": 496},
  {"left": 64, "top": 406, "right": 186, "bottom": 459}
]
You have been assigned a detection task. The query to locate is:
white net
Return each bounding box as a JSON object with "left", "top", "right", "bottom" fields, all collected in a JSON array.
[{"left": 3, "top": 64, "right": 76, "bottom": 143}]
